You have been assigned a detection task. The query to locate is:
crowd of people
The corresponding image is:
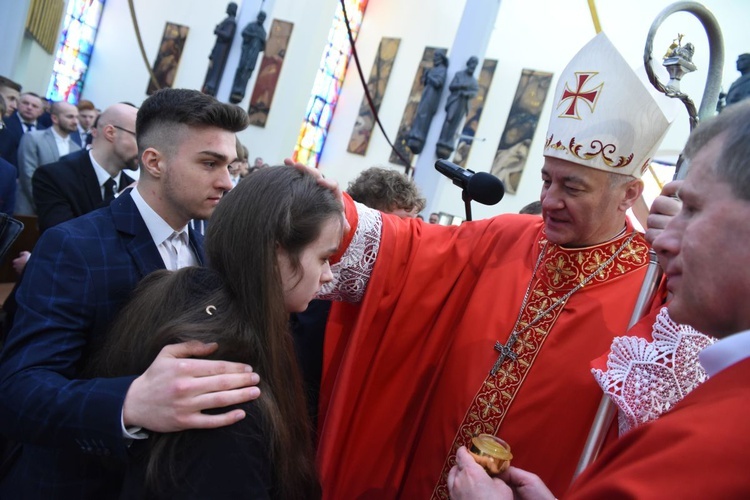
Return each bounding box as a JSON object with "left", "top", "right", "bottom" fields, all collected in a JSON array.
[{"left": 0, "top": 30, "right": 748, "bottom": 500}]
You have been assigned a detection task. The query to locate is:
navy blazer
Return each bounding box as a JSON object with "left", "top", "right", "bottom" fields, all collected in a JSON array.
[
  {"left": 32, "top": 149, "right": 136, "bottom": 233},
  {"left": 0, "top": 157, "right": 15, "bottom": 214},
  {"left": 0, "top": 114, "right": 24, "bottom": 168},
  {"left": 0, "top": 191, "right": 204, "bottom": 498}
]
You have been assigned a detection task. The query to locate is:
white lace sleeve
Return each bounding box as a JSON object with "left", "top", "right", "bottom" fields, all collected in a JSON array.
[
  {"left": 317, "top": 201, "right": 382, "bottom": 303},
  {"left": 592, "top": 307, "right": 715, "bottom": 435}
]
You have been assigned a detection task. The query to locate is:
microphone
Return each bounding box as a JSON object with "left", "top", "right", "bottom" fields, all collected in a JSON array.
[{"left": 435, "top": 160, "right": 505, "bottom": 205}]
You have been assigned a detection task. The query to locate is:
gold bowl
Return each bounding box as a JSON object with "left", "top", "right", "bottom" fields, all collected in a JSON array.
[{"left": 467, "top": 434, "right": 513, "bottom": 475}]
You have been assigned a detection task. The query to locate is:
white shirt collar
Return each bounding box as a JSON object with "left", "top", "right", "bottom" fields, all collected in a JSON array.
[
  {"left": 130, "top": 186, "right": 189, "bottom": 247},
  {"left": 50, "top": 126, "right": 65, "bottom": 141},
  {"left": 16, "top": 113, "right": 35, "bottom": 127},
  {"left": 89, "top": 150, "right": 122, "bottom": 188},
  {"left": 699, "top": 329, "right": 750, "bottom": 377}
]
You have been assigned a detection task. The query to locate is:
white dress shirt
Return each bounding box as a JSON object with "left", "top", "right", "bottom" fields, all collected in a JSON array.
[
  {"left": 699, "top": 328, "right": 750, "bottom": 377},
  {"left": 50, "top": 127, "right": 72, "bottom": 157},
  {"left": 130, "top": 187, "right": 198, "bottom": 270},
  {"left": 89, "top": 151, "right": 122, "bottom": 200}
]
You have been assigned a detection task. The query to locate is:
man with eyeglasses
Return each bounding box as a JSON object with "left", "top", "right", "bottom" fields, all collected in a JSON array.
[
  {"left": 32, "top": 102, "right": 139, "bottom": 233},
  {"left": 1, "top": 103, "right": 140, "bottom": 342}
]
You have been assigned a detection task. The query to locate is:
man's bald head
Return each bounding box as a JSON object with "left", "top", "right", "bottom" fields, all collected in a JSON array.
[
  {"left": 91, "top": 103, "right": 140, "bottom": 173},
  {"left": 95, "top": 103, "right": 138, "bottom": 137}
]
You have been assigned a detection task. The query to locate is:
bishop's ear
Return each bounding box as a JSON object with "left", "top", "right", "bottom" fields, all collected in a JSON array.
[{"left": 619, "top": 178, "right": 644, "bottom": 212}]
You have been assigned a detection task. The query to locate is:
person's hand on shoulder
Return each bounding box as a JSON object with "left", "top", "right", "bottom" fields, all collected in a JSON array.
[{"left": 122, "top": 341, "right": 261, "bottom": 432}]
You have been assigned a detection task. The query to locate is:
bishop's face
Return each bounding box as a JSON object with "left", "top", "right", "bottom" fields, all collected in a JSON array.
[{"left": 540, "top": 157, "right": 639, "bottom": 248}]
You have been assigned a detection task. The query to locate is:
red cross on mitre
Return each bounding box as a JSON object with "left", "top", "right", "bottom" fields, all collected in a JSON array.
[{"left": 558, "top": 72, "right": 603, "bottom": 120}]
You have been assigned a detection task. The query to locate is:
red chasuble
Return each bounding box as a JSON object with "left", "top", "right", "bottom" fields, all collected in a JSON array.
[
  {"left": 318, "top": 196, "right": 651, "bottom": 499},
  {"left": 567, "top": 358, "right": 750, "bottom": 498}
]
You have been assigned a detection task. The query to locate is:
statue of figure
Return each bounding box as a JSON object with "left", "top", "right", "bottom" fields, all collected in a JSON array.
[
  {"left": 436, "top": 56, "right": 479, "bottom": 159},
  {"left": 229, "top": 11, "right": 267, "bottom": 104},
  {"left": 724, "top": 53, "right": 750, "bottom": 108},
  {"left": 202, "top": 2, "right": 238, "bottom": 96},
  {"left": 406, "top": 50, "right": 448, "bottom": 155}
]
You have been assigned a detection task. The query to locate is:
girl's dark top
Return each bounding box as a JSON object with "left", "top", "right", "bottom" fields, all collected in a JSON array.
[{"left": 119, "top": 402, "right": 273, "bottom": 499}]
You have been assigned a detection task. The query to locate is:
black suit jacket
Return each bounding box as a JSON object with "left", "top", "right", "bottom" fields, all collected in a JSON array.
[{"left": 32, "top": 149, "right": 136, "bottom": 233}]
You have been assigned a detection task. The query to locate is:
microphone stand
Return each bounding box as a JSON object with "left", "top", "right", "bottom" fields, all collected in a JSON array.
[{"left": 462, "top": 189, "right": 473, "bottom": 222}]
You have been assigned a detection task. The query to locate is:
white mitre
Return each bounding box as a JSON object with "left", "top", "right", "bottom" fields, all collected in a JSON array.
[{"left": 544, "top": 33, "right": 671, "bottom": 177}]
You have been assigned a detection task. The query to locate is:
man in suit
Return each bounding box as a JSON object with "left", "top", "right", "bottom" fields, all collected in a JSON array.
[
  {"left": 15, "top": 100, "right": 80, "bottom": 215},
  {"left": 0, "top": 76, "right": 21, "bottom": 117},
  {"left": 0, "top": 88, "right": 258, "bottom": 498},
  {"left": 0, "top": 92, "right": 47, "bottom": 169},
  {"left": 33, "top": 102, "right": 138, "bottom": 233},
  {"left": 76, "top": 99, "right": 98, "bottom": 147},
  {"left": 447, "top": 101, "right": 750, "bottom": 500}
]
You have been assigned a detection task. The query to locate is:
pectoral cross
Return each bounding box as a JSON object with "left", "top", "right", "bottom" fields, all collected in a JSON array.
[{"left": 491, "top": 335, "right": 519, "bottom": 375}]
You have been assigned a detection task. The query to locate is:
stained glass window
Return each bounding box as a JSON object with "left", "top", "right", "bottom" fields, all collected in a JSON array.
[
  {"left": 47, "top": 0, "right": 106, "bottom": 103},
  {"left": 293, "top": 0, "right": 368, "bottom": 168}
]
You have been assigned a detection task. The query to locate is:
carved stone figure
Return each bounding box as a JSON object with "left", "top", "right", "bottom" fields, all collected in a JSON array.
[
  {"left": 436, "top": 56, "right": 479, "bottom": 159},
  {"left": 230, "top": 11, "right": 267, "bottom": 104},
  {"left": 724, "top": 53, "right": 750, "bottom": 108},
  {"left": 202, "top": 2, "right": 238, "bottom": 96},
  {"left": 406, "top": 50, "right": 448, "bottom": 155}
]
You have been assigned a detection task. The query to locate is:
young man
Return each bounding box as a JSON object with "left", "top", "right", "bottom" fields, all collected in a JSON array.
[
  {"left": 15, "top": 100, "right": 80, "bottom": 215},
  {"left": 448, "top": 99, "right": 750, "bottom": 500},
  {"left": 0, "top": 91, "right": 46, "bottom": 169},
  {"left": 314, "top": 33, "right": 671, "bottom": 498},
  {"left": 0, "top": 88, "right": 258, "bottom": 498},
  {"left": 76, "top": 99, "right": 98, "bottom": 147},
  {"left": 0, "top": 76, "right": 21, "bottom": 117}
]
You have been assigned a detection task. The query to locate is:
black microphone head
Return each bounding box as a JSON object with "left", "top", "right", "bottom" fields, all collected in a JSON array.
[{"left": 467, "top": 172, "right": 505, "bottom": 205}]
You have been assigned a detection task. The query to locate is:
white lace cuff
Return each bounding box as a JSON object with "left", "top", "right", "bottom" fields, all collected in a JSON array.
[
  {"left": 317, "top": 202, "right": 382, "bottom": 303},
  {"left": 592, "top": 307, "right": 715, "bottom": 435}
]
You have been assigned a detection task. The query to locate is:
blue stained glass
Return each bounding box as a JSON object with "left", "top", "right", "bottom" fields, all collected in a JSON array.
[
  {"left": 319, "top": 103, "right": 333, "bottom": 129},
  {"left": 47, "top": 0, "right": 106, "bottom": 103},
  {"left": 294, "top": 0, "right": 368, "bottom": 168},
  {"left": 309, "top": 96, "right": 326, "bottom": 124}
]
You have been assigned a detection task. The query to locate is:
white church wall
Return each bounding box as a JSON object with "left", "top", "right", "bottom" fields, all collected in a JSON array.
[
  {"left": 237, "top": 0, "right": 340, "bottom": 164},
  {"left": 84, "top": 0, "right": 230, "bottom": 108},
  {"left": 318, "top": 0, "right": 747, "bottom": 219},
  {"left": 315, "top": 0, "right": 466, "bottom": 190},
  {"left": 83, "top": 0, "right": 339, "bottom": 164},
  {"left": 46, "top": 0, "right": 745, "bottom": 221},
  {"left": 464, "top": 0, "right": 747, "bottom": 219}
]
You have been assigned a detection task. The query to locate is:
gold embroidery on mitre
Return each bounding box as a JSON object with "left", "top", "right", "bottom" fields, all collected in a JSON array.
[
  {"left": 569, "top": 137, "right": 634, "bottom": 169},
  {"left": 545, "top": 134, "right": 567, "bottom": 152},
  {"left": 430, "top": 233, "right": 649, "bottom": 500}
]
